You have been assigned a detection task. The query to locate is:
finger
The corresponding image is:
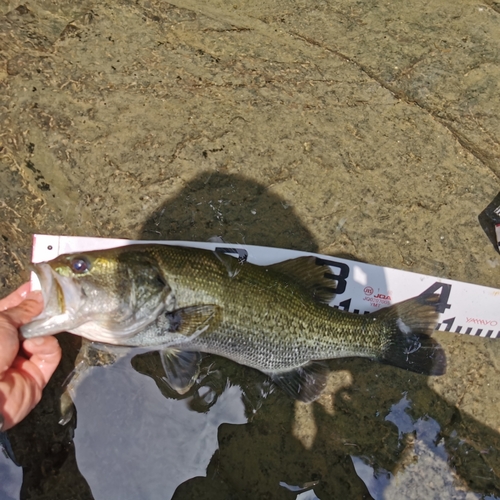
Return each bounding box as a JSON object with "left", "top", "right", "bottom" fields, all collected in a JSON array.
[
  {"left": 0, "top": 315, "right": 19, "bottom": 373},
  {"left": 0, "top": 283, "right": 32, "bottom": 311},
  {"left": 0, "top": 338, "right": 61, "bottom": 430},
  {"left": 22, "top": 336, "right": 62, "bottom": 386},
  {"left": 0, "top": 365, "right": 43, "bottom": 431},
  {"left": 0, "top": 297, "right": 44, "bottom": 373},
  {"left": 0, "top": 297, "right": 44, "bottom": 329}
]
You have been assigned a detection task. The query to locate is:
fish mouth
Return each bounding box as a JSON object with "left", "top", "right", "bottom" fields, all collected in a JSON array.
[{"left": 20, "top": 263, "right": 85, "bottom": 339}]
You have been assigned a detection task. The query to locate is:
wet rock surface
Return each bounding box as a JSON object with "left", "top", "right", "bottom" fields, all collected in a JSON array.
[{"left": 1, "top": 0, "right": 499, "bottom": 498}]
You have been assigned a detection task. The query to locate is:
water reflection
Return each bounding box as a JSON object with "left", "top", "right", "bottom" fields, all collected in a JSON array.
[
  {"left": 352, "top": 393, "right": 496, "bottom": 499},
  {"left": 131, "top": 352, "right": 500, "bottom": 499},
  {"left": 71, "top": 353, "right": 247, "bottom": 499},
  {"left": 131, "top": 351, "right": 274, "bottom": 419}
]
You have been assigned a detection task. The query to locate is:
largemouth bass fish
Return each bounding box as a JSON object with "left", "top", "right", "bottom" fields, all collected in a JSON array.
[{"left": 21, "top": 245, "right": 446, "bottom": 402}]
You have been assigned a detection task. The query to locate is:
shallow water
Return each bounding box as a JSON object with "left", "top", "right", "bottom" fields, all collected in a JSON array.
[{"left": 3, "top": 348, "right": 500, "bottom": 499}]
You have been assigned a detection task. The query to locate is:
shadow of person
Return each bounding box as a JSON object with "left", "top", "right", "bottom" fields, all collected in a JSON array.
[
  {"left": 131, "top": 171, "right": 500, "bottom": 499},
  {"left": 138, "top": 171, "right": 318, "bottom": 251}
]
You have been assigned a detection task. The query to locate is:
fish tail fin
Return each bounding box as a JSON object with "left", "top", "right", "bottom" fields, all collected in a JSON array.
[{"left": 373, "top": 294, "right": 446, "bottom": 376}]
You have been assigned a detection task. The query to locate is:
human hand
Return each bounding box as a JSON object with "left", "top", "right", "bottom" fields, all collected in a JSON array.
[{"left": 0, "top": 283, "right": 61, "bottom": 431}]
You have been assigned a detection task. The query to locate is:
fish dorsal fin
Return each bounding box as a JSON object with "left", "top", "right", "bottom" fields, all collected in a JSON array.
[
  {"left": 267, "top": 362, "right": 329, "bottom": 403},
  {"left": 213, "top": 247, "right": 248, "bottom": 278},
  {"left": 268, "top": 257, "right": 335, "bottom": 304},
  {"left": 208, "top": 236, "right": 226, "bottom": 243},
  {"left": 159, "top": 349, "right": 202, "bottom": 394}
]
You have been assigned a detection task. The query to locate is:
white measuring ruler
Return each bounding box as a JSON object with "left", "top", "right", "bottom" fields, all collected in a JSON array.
[{"left": 30, "top": 234, "right": 500, "bottom": 339}]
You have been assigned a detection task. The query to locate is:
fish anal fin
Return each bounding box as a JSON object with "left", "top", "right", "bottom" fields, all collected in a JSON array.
[
  {"left": 268, "top": 257, "right": 335, "bottom": 304},
  {"left": 160, "top": 349, "right": 202, "bottom": 394},
  {"left": 267, "top": 362, "right": 329, "bottom": 403}
]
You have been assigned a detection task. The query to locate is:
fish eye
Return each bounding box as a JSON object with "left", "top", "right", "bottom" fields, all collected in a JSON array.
[{"left": 70, "top": 257, "right": 91, "bottom": 274}]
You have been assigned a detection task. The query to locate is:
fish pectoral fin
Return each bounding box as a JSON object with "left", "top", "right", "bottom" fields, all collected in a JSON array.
[
  {"left": 163, "top": 305, "right": 221, "bottom": 339},
  {"left": 268, "top": 257, "right": 336, "bottom": 304},
  {"left": 267, "top": 362, "right": 329, "bottom": 403},
  {"left": 160, "top": 349, "right": 202, "bottom": 395}
]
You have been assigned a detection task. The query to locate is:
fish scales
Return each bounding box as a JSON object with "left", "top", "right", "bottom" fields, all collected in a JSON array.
[{"left": 143, "top": 246, "right": 393, "bottom": 371}]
